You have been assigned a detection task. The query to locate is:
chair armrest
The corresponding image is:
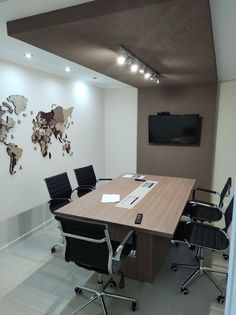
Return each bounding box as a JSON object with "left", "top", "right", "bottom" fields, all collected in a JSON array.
[
  {"left": 97, "top": 178, "right": 112, "bottom": 182},
  {"left": 48, "top": 197, "right": 71, "bottom": 213},
  {"left": 48, "top": 197, "right": 71, "bottom": 203},
  {"left": 74, "top": 185, "right": 95, "bottom": 192},
  {"left": 188, "top": 200, "right": 218, "bottom": 208},
  {"left": 192, "top": 187, "right": 220, "bottom": 201},
  {"left": 112, "top": 230, "right": 136, "bottom": 261}
]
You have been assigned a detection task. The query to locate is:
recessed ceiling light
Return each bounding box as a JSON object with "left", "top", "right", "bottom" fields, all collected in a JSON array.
[
  {"left": 24, "top": 53, "right": 33, "bottom": 59},
  {"left": 65, "top": 66, "right": 71, "bottom": 72}
]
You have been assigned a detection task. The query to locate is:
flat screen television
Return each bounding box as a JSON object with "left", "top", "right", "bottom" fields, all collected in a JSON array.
[{"left": 148, "top": 114, "right": 202, "bottom": 145}]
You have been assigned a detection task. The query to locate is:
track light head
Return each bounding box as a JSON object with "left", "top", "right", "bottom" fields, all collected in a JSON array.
[
  {"left": 117, "top": 55, "right": 126, "bottom": 65},
  {"left": 144, "top": 72, "right": 151, "bottom": 79},
  {"left": 155, "top": 77, "right": 160, "bottom": 84},
  {"left": 130, "top": 63, "right": 139, "bottom": 73},
  {"left": 117, "top": 45, "right": 160, "bottom": 84},
  {"left": 139, "top": 67, "right": 145, "bottom": 74}
]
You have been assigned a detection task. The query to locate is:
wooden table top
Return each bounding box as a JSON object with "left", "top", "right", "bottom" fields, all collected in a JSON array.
[{"left": 55, "top": 175, "right": 195, "bottom": 238}]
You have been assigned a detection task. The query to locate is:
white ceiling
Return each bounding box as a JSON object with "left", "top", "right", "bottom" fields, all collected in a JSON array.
[
  {"left": 210, "top": 0, "right": 236, "bottom": 81},
  {"left": 0, "top": 0, "right": 235, "bottom": 86},
  {"left": 0, "top": 0, "right": 129, "bottom": 88}
]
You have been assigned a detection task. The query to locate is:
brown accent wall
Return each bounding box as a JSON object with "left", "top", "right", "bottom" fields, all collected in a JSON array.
[{"left": 137, "top": 83, "right": 217, "bottom": 188}]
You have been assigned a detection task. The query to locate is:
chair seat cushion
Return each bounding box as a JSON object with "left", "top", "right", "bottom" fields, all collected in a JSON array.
[
  {"left": 74, "top": 240, "right": 132, "bottom": 275},
  {"left": 184, "top": 202, "right": 222, "bottom": 222},
  {"left": 186, "top": 222, "right": 229, "bottom": 251}
]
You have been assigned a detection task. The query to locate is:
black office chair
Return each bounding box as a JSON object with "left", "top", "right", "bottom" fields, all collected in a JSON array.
[
  {"left": 74, "top": 165, "right": 112, "bottom": 197},
  {"left": 171, "top": 197, "right": 234, "bottom": 304},
  {"left": 44, "top": 172, "right": 73, "bottom": 253},
  {"left": 55, "top": 215, "right": 137, "bottom": 315},
  {"left": 183, "top": 177, "right": 232, "bottom": 223}
]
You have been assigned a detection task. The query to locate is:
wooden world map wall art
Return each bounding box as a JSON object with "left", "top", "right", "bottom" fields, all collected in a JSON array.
[
  {"left": 0, "top": 95, "right": 74, "bottom": 175},
  {"left": 32, "top": 105, "right": 74, "bottom": 159}
]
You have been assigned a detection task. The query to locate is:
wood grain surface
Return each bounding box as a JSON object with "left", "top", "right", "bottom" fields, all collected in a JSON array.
[{"left": 55, "top": 175, "right": 195, "bottom": 238}]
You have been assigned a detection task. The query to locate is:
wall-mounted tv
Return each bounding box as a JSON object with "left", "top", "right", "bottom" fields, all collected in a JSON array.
[{"left": 148, "top": 113, "right": 202, "bottom": 146}]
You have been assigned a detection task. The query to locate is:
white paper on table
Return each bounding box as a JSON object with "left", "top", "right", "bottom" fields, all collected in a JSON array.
[
  {"left": 101, "top": 194, "right": 120, "bottom": 203},
  {"left": 122, "top": 174, "right": 145, "bottom": 179}
]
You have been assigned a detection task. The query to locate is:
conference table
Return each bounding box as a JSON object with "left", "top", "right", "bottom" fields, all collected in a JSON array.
[{"left": 55, "top": 174, "right": 195, "bottom": 282}]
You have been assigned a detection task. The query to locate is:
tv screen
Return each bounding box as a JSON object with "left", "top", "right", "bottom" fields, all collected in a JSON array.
[{"left": 148, "top": 114, "right": 202, "bottom": 145}]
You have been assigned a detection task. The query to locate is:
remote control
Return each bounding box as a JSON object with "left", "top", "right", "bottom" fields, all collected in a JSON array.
[
  {"left": 135, "top": 178, "right": 146, "bottom": 182},
  {"left": 135, "top": 213, "right": 143, "bottom": 224}
]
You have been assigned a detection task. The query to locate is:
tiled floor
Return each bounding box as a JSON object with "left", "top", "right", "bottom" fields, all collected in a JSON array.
[{"left": 0, "top": 221, "right": 227, "bottom": 315}]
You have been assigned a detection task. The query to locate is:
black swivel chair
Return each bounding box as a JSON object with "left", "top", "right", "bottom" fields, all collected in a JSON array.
[
  {"left": 55, "top": 215, "right": 137, "bottom": 315},
  {"left": 44, "top": 172, "right": 73, "bottom": 253},
  {"left": 183, "top": 177, "right": 232, "bottom": 223},
  {"left": 74, "top": 165, "right": 112, "bottom": 197},
  {"left": 171, "top": 197, "right": 234, "bottom": 304}
]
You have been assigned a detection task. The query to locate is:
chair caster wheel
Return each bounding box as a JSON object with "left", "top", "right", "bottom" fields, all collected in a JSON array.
[
  {"left": 181, "top": 287, "right": 189, "bottom": 295},
  {"left": 132, "top": 301, "right": 137, "bottom": 311},
  {"left": 51, "top": 247, "right": 56, "bottom": 254},
  {"left": 171, "top": 264, "right": 178, "bottom": 272},
  {"left": 109, "top": 280, "right": 117, "bottom": 289},
  {"left": 223, "top": 254, "right": 229, "bottom": 261},
  {"left": 217, "top": 295, "right": 225, "bottom": 304},
  {"left": 75, "top": 287, "right": 82, "bottom": 295}
]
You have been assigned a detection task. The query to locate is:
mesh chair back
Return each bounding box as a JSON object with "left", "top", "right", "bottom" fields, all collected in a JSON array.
[
  {"left": 74, "top": 165, "right": 97, "bottom": 188},
  {"left": 45, "top": 172, "right": 72, "bottom": 200},
  {"left": 220, "top": 177, "right": 232, "bottom": 207},
  {"left": 56, "top": 216, "right": 112, "bottom": 274},
  {"left": 224, "top": 196, "right": 234, "bottom": 232}
]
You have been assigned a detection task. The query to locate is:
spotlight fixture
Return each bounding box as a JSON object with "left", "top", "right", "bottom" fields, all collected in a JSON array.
[
  {"left": 130, "top": 63, "right": 139, "bottom": 73},
  {"left": 139, "top": 67, "right": 145, "bottom": 74},
  {"left": 155, "top": 77, "right": 160, "bottom": 84},
  {"left": 117, "top": 45, "right": 160, "bottom": 84},
  {"left": 65, "top": 66, "right": 71, "bottom": 73},
  {"left": 150, "top": 74, "right": 155, "bottom": 81},
  {"left": 144, "top": 72, "right": 151, "bottom": 80},
  {"left": 24, "top": 53, "right": 33, "bottom": 59},
  {"left": 117, "top": 55, "right": 126, "bottom": 65}
]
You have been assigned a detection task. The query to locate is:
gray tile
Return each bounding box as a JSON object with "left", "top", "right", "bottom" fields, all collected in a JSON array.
[
  {"left": 36, "top": 268, "right": 94, "bottom": 314},
  {"left": 0, "top": 221, "right": 227, "bottom": 315},
  {"left": 0, "top": 296, "right": 43, "bottom": 315},
  {"left": 5, "top": 255, "right": 76, "bottom": 309},
  {"left": 170, "top": 272, "right": 225, "bottom": 315}
]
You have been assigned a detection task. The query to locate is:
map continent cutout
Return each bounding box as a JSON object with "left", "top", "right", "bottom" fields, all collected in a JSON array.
[
  {"left": 7, "top": 95, "right": 28, "bottom": 115},
  {"left": 6, "top": 143, "right": 23, "bottom": 175},
  {"left": 0, "top": 95, "right": 27, "bottom": 174},
  {"left": 32, "top": 106, "right": 74, "bottom": 158}
]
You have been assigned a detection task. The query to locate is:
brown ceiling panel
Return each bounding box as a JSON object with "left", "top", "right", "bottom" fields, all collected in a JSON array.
[{"left": 7, "top": 0, "right": 217, "bottom": 87}]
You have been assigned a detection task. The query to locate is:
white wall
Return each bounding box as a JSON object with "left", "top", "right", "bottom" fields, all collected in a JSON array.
[
  {"left": 212, "top": 80, "right": 236, "bottom": 192},
  {"left": 0, "top": 59, "right": 105, "bottom": 222},
  {"left": 212, "top": 81, "right": 236, "bottom": 314},
  {"left": 104, "top": 87, "right": 138, "bottom": 178},
  {"left": 225, "top": 190, "right": 236, "bottom": 315}
]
